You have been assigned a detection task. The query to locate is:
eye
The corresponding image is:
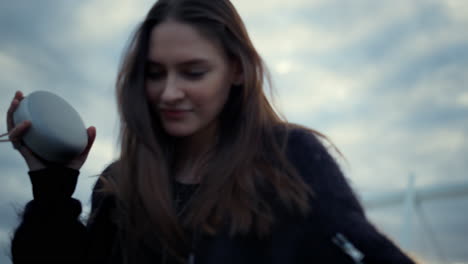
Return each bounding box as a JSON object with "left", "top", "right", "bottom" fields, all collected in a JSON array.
[
  {"left": 183, "top": 70, "right": 206, "bottom": 80},
  {"left": 146, "top": 70, "right": 165, "bottom": 81}
]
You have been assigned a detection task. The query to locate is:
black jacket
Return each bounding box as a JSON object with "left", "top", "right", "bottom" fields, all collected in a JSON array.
[{"left": 11, "top": 129, "right": 415, "bottom": 264}]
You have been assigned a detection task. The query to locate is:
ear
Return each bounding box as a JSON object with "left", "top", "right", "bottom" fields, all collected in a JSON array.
[{"left": 231, "top": 60, "right": 244, "bottom": 86}]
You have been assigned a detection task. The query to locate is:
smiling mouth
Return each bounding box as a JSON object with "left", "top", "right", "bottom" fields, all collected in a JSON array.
[{"left": 160, "top": 109, "right": 190, "bottom": 119}]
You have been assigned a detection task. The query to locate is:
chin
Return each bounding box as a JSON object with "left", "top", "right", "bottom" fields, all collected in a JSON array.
[{"left": 163, "top": 124, "right": 196, "bottom": 138}]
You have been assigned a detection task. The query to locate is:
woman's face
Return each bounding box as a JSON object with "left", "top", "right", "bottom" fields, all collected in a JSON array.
[{"left": 145, "top": 21, "right": 238, "bottom": 139}]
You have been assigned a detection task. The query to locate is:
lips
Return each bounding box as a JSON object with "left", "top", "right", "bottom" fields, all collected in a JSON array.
[{"left": 160, "top": 109, "right": 190, "bottom": 119}]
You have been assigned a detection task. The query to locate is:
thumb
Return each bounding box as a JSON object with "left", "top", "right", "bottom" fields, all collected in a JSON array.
[
  {"left": 77, "top": 126, "right": 96, "bottom": 159},
  {"left": 66, "top": 126, "right": 96, "bottom": 170},
  {"left": 83, "top": 126, "right": 97, "bottom": 155}
]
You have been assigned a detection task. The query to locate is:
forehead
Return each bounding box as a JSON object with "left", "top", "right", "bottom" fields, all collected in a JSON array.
[{"left": 148, "top": 21, "right": 226, "bottom": 64}]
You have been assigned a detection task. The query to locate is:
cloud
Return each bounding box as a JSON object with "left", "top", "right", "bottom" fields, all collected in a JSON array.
[
  {"left": 72, "top": 0, "right": 152, "bottom": 45},
  {"left": 0, "top": 51, "right": 48, "bottom": 97},
  {"left": 272, "top": 65, "right": 376, "bottom": 117},
  {"left": 458, "top": 92, "right": 468, "bottom": 107},
  {"left": 232, "top": 0, "right": 326, "bottom": 17},
  {"left": 242, "top": 0, "right": 421, "bottom": 59},
  {"left": 242, "top": 0, "right": 468, "bottom": 190},
  {"left": 443, "top": 0, "right": 468, "bottom": 24},
  {"left": 0, "top": 227, "right": 13, "bottom": 264},
  {"left": 0, "top": 53, "right": 34, "bottom": 90}
]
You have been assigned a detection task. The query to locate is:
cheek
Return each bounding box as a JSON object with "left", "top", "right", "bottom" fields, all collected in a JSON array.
[
  {"left": 217, "top": 85, "right": 231, "bottom": 107},
  {"left": 145, "top": 82, "right": 162, "bottom": 104},
  {"left": 195, "top": 81, "right": 231, "bottom": 112}
]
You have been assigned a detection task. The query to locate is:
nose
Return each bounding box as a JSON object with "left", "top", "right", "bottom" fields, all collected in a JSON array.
[{"left": 160, "top": 74, "right": 184, "bottom": 103}]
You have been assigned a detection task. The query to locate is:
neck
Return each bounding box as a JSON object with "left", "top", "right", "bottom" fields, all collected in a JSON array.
[
  {"left": 173, "top": 122, "right": 218, "bottom": 183},
  {"left": 179, "top": 122, "right": 217, "bottom": 157}
]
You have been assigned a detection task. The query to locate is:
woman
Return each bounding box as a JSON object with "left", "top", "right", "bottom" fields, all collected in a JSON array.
[{"left": 7, "top": 0, "right": 415, "bottom": 263}]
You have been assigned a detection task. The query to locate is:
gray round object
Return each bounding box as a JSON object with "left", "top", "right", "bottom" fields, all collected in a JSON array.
[{"left": 13, "top": 91, "right": 88, "bottom": 163}]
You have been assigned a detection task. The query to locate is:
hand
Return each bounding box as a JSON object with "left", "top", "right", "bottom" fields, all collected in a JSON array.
[{"left": 6, "top": 91, "right": 97, "bottom": 171}]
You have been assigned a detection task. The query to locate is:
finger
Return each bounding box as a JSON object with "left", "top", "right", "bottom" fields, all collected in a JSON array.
[
  {"left": 67, "top": 126, "right": 97, "bottom": 170},
  {"left": 9, "top": 120, "right": 31, "bottom": 139},
  {"left": 15, "top": 90, "right": 24, "bottom": 101},
  {"left": 79, "top": 126, "right": 97, "bottom": 158},
  {"left": 7, "top": 99, "right": 20, "bottom": 131},
  {"left": 9, "top": 121, "right": 31, "bottom": 148},
  {"left": 7, "top": 91, "right": 24, "bottom": 131},
  {"left": 86, "top": 126, "right": 97, "bottom": 153},
  {"left": 17, "top": 142, "right": 34, "bottom": 157}
]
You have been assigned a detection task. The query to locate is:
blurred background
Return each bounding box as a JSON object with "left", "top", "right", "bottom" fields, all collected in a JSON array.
[{"left": 0, "top": 0, "right": 467, "bottom": 263}]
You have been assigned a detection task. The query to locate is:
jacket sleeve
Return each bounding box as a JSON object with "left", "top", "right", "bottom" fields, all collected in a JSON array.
[
  {"left": 11, "top": 167, "right": 87, "bottom": 263},
  {"left": 288, "top": 130, "right": 416, "bottom": 264},
  {"left": 10, "top": 166, "right": 117, "bottom": 264}
]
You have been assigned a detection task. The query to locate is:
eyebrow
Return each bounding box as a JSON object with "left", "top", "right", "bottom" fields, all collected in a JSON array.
[{"left": 146, "top": 58, "right": 210, "bottom": 67}]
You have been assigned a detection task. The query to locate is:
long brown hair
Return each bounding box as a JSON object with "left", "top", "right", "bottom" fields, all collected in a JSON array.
[{"left": 105, "top": 0, "right": 313, "bottom": 262}]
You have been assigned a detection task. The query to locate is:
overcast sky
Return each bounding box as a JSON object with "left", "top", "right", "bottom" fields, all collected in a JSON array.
[{"left": 0, "top": 0, "right": 467, "bottom": 263}]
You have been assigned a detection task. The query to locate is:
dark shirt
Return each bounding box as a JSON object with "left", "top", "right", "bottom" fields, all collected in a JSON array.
[{"left": 10, "top": 128, "right": 416, "bottom": 264}]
